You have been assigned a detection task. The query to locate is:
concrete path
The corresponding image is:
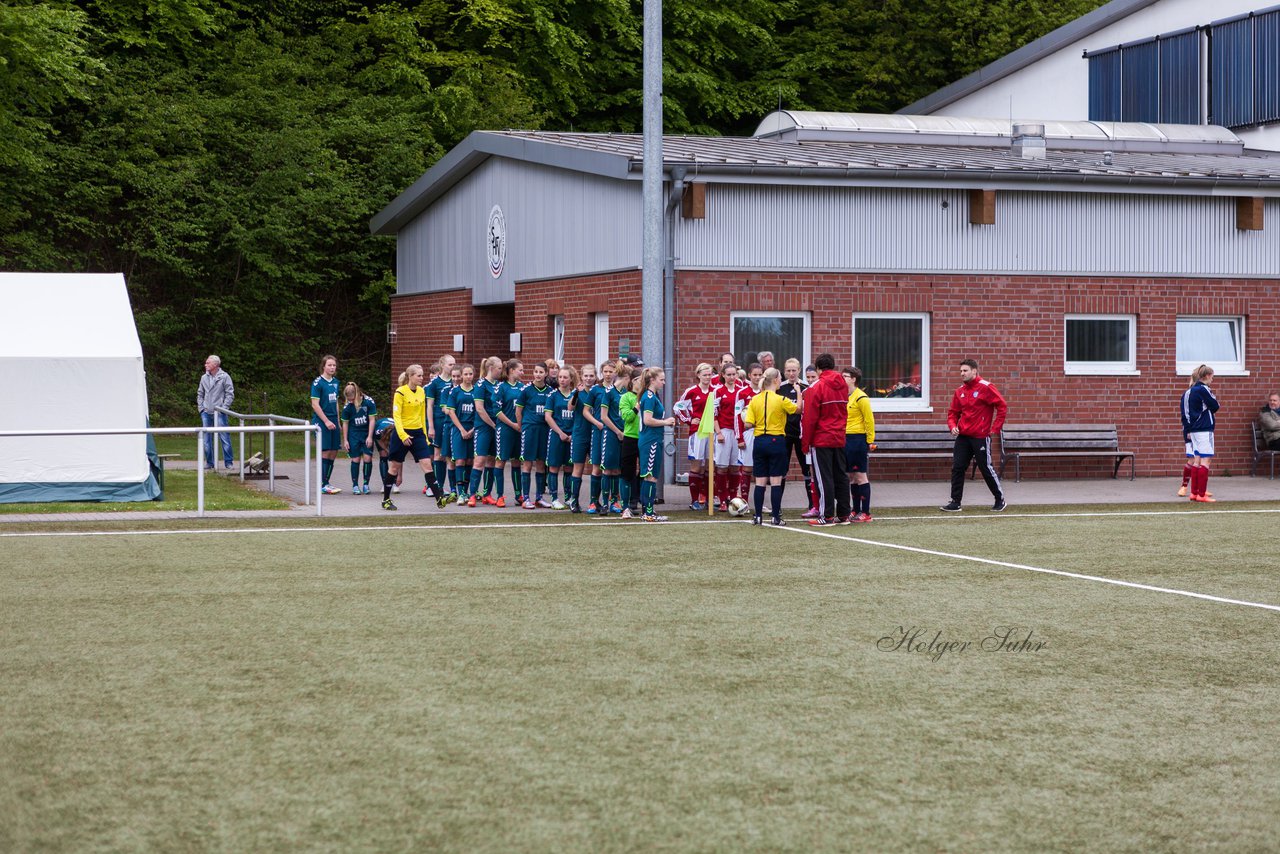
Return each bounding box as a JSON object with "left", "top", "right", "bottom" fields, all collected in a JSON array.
[{"left": 1, "top": 457, "right": 1275, "bottom": 524}]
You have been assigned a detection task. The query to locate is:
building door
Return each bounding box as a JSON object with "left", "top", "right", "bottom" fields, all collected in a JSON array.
[{"left": 594, "top": 312, "right": 609, "bottom": 367}]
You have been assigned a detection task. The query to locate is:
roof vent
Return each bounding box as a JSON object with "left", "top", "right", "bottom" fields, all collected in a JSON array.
[{"left": 1011, "top": 122, "right": 1046, "bottom": 160}]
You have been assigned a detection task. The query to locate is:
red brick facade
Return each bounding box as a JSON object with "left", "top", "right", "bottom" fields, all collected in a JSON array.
[
  {"left": 390, "top": 289, "right": 515, "bottom": 385},
  {"left": 392, "top": 271, "right": 1280, "bottom": 478}
]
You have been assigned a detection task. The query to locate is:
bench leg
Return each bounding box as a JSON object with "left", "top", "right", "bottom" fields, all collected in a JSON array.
[
  {"left": 1112, "top": 457, "right": 1121, "bottom": 479},
  {"left": 1129, "top": 456, "right": 1135, "bottom": 481}
]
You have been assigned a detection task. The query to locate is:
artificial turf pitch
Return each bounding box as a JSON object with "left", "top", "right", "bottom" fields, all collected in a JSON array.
[{"left": 2, "top": 508, "right": 1278, "bottom": 852}]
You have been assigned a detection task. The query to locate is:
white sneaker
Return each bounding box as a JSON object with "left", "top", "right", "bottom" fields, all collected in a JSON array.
[
  {"left": 391, "top": 485, "right": 400, "bottom": 494},
  {"left": 619, "top": 508, "right": 634, "bottom": 519},
  {"left": 551, "top": 499, "right": 567, "bottom": 510},
  {"left": 537, "top": 498, "right": 553, "bottom": 509}
]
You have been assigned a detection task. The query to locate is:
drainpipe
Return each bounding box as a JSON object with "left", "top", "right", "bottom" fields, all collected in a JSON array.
[{"left": 663, "top": 166, "right": 687, "bottom": 489}]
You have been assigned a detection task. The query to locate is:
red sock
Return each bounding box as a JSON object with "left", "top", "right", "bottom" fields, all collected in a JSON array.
[
  {"left": 1194, "top": 466, "right": 1209, "bottom": 497},
  {"left": 736, "top": 471, "right": 748, "bottom": 500},
  {"left": 715, "top": 472, "right": 728, "bottom": 505},
  {"left": 689, "top": 473, "right": 701, "bottom": 504},
  {"left": 1182, "top": 463, "right": 1194, "bottom": 487}
]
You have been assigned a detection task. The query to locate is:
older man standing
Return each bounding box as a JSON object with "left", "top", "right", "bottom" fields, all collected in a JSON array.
[{"left": 197, "top": 355, "right": 236, "bottom": 471}]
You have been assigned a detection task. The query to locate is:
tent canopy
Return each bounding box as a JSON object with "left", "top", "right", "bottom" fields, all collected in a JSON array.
[{"left": 0, "top": 273, "right": 160, "bottom": 502}]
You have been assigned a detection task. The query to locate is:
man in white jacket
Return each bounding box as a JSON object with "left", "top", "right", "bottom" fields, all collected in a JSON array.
[{"left": 197, "top": 355, "right": 236, "bottom": 471}]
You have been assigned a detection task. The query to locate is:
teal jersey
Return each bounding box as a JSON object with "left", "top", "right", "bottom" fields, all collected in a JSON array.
[
  {"left": 588, "top": 384, "right": 609, "bottom": 426},
  {"left": 475, "top": 378, "right": 501, "bottom": 422},
  {"left": 639, "top": 389, "right": 665, "bottom": 444},
  {"left": 498, "top": 380, "right": 523, "bottom": 422},
  {"left": 548, "top": 389, "right": 576, "bottom": 432},
  {"left": 311, "top": 375, "right": 340, "bottom": 423},
  {"left": 446, "top": 384, "right": 477, "bottom": 429},
  {"left": 603, "top": 385, "right": 625, "bottom": 432},
  {"left": 342, "top": 397, "right": 376, "bottom": 433},
  {"left": 518, "top": 383, "right": 551, "bottom": 426},
  {"left": 571, "top": 386, "right": 595, "bottom": 440},
  {"left": 425, "top": 376, "right": 450, "bottom": 423}
]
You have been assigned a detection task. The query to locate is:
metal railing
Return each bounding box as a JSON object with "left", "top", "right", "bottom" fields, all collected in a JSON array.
[
  {"left": 213, "top": 407, "right": 311, "bottom": 494},
  {"left": 0, "top": 425, "right": 323, "bottom": 517}
]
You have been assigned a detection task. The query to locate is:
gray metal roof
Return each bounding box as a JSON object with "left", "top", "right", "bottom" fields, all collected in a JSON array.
[
  {"left": 370, "top": 122, "right": 1280, "bottom": 236},
  {"left": 899, "top": 0, "right": 1160, "bottom": 115}
]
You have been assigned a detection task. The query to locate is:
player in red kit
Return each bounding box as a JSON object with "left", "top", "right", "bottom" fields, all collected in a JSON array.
[
  {"left": 712, "top": 362, "right": 742, "bottom": 510},
  {"left": 675, "top": 362, "right": 715, "bottom": 510}
]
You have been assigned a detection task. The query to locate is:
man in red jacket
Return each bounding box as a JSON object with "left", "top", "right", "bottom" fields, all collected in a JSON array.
[
  {"left": 941, "top": 358, "right": 1008, "bottom": 512},
  {"left": 801, "top": 353, "right": 852, "bottom": 524}
]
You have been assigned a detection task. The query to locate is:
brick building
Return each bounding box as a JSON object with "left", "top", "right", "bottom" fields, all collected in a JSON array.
[{"left": 370, "top": 113, "right": 1280, "bottom": 479}]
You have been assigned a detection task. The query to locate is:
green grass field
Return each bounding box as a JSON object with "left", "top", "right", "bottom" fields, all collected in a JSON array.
[
  {"left": 3, "top": 509, "right": 1278, "bottom": 851},
  {"left": 0, "top": 470, "right": 290, "bottom": 514}
]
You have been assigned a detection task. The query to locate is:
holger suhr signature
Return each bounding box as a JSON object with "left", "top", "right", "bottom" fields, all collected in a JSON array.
[{"left": 877, "top": 626, "right": 1047, "bottom": 662}]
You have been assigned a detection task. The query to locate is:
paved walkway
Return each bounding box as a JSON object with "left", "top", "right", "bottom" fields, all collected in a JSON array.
[{"left": 1, "top": 458, "right": 1276, "bottom": 524}]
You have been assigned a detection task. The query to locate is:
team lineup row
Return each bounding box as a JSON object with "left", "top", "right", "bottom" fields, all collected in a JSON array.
[{"left": 305, "top": 351, "right": 889, "bottom": 523}]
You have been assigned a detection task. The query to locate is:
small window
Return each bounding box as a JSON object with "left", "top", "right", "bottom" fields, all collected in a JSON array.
[
  {"left": 851, "top": 313, "right": 930, "bottom": 411},
  {"left": 1064, "top": 315, "right": 1137, "bottom": 375},
  {"left": 593, "top": 312, "right": 610, "bottom": 368},
  {"left": 730, "top": 311, "right": 810, "bottom": 370},
  {"left": 552, "top": 314, "right": 565, "bottom": 364},
  {"left": 1177, "top": 316, "right": 1246, "bottom": 374}
]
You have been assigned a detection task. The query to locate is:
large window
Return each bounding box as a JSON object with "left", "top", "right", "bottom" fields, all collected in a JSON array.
[
  {"left": 1176, "top": 317, "right": 1246, "bottom": 374},
  {"left": 730, "top": 312, "right": 810, "bottom": 369},
  {"left": 1065, "top": 315, "right": 1137, "bottom": 375},
  {"left": 851, "top": 313, "right": 929, "bottom": 411}
]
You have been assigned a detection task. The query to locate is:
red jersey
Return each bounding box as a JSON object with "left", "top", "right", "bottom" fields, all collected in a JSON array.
[
  {"left": 675, "top": 384, "right": 713, "bottom": 428},
  {"left": 947, "top": 375, "right": 1008, "bottom": 438},
  {"left": 714, "top": 384, "right": 739, "bottom": 432},
  {"left": 736, "top": 384, "right": 760, "bottom": 440}
]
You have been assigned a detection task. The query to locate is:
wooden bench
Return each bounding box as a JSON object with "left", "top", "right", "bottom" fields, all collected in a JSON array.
[
  {"left": 1251, "top": 421, "right": 1279, "bottom": 479},
  {"left": 872, "top": 424, "right": 978, "bottom": 477},
  {"left": 999, "top": 424, "right": 1134, "bottom": 482}
]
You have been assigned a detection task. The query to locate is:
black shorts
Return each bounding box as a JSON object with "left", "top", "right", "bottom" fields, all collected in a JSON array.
[
  {"left": 752, "top": 434, "right": 789, "bottom": 478},
  {"left": 389, "top": 429, "right": 431, "bottom": 463},
  {"left": 845, "top": 433, "right": 869, "bottom": 473}
]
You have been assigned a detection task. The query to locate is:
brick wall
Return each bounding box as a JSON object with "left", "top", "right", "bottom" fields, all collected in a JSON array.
[
  {"left": 395, "top": 271, "right": 1279, "bottom": 479},
  {"left": 515, "top": 270, "right": 643, "bottom": 369},
  {"left": 390, "top": 290, "right": 516, "bottom": 387},
  {"left": 675, "top": 271, "right": 1280, "bottom": 478}
]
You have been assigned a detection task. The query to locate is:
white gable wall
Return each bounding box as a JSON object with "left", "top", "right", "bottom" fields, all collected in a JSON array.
[{"left": 932, "top": 0, "right": 1276, "bottom": 150}]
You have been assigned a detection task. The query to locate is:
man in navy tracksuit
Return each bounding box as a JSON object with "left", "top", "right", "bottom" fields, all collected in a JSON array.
[{"left": 941, "top": 358, "right": 1008, "bottom": 512}]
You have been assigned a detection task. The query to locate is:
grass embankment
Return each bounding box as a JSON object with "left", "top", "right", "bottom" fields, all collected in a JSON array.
[{"left": 0, "top": 470, "right": 290, "bottom": 514}]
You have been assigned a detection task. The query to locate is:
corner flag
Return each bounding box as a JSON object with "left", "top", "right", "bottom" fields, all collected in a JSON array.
[{"left": 696, "top": 396, "right": 716, "bottom": 438}]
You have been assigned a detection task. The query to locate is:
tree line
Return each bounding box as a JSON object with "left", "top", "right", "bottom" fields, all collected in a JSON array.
[{"left": 0, "top": 0, "right": 1104, "bottom": 420}]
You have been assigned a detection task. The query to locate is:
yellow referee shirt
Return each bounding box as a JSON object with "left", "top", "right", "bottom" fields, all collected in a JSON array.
[
  {"left": 845, "top": 386, "right": 875, "bottom": 443},
  {"left": 393, "top": 384, "right": 427, "bottom": 441},
  {"left": 743, "top": 390, "right": 797, "bottom": 436}
]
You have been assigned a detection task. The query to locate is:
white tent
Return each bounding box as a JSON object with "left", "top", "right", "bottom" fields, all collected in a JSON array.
[{"left": 0, "top": 272, "right": 160, "bottom": 502}]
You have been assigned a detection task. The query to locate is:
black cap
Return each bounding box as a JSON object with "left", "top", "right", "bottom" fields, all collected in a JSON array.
[{"left": 624, "top": 355, "right": 645, "bottom": 368}]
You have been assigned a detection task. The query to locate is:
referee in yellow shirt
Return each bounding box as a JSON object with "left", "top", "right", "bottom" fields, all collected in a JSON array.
[
  {"left": 842, "top": 367, "right": 876, "bottom": 522},
  {"left": 741, "top": 367, "right": 798, "bottom": 526},
  {"left": 384, "top": 364, "right": 445, "bottom": 510}
]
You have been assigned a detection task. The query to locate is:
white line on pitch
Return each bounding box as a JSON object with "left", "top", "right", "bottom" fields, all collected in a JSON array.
[
  {"left": 776, "top": 524, "right": 1280, "bottom": 613},
  {"left": 3, "top": 505, "right": 1280, "bottom": 539}
]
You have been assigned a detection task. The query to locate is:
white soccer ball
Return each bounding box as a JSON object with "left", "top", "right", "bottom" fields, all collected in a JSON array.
[{"left": 727, "top": 497, "right": 750, "bottom": 517}]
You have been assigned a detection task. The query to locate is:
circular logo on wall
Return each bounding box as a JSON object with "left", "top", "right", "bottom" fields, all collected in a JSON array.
[{"left": 487, "top": 205, "right": 506, "bottom": 278}]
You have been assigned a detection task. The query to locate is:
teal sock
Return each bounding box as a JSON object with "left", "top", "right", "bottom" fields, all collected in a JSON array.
[
  {"left": 363, "top": 460, "right": 372, "bottom": 485},
  {"left": 469, "top": 465, "right": 483, "bottom": 496},
  {"left": 351, "top": 461, "right": 360, "bottom": 487},
  {"left": 590, "top": 474, "right": 602, "bottom": 504},
  {"left": 322, "top": 458, "right": 333, "bottom": 485},
  {"left": 547, "top": 471, "right": 559, "bottom": 498},
  {"left": 536, "top": 472, "right": 546, "bottom": 498}
]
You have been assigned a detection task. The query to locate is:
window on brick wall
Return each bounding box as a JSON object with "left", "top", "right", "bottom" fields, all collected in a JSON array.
[
  {"left": 1177, "top": 316, "right": 1246, "bottom": 375},
  {"left": 1064, "top": 315, "right": 1138, "bottom": 375},
  {"left": 552, "top": 314, "right": 565, "bottom": 364},
  {"left": 851, "top": 313, "right": 929, "bottom": 412},
  {"left": 594, "top": 312, "right": 610, "bottom": 367},
  {"left": 730, "top": 312, "right": 810, "bottom": 371}
]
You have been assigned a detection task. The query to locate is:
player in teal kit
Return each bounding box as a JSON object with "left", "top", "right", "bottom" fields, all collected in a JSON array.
[
  {"left": 638, "top": 367, "right": 676, "bottom": 521},
  {"left": 516, "top": 363, "right": 552, "bottom": 508},
  {"left": 425, "top": 354, "right": 456, "bottom": 491},
  {"left": 567, "top": 364, "right": 600, "bottom": 513},
  {"left": 470, "top": 357, "right": 502, "bottom": 506},
  {"left": 544, "top": 366, "right": 578, "bottom": 509},
  {"left": 340, "top": 382, "right": 377, "bottom": 493},
  {"left": 310, "top": 354, "right": 342, "bottom": 493},
  {"left": 494, "top": 359, "right": 525, "bottom": 506},
  {"left": 598, "top": 363, "right": 631, "bottom": 515},
  {"left": 445, "top": 364, "right": 478, "bottom": 504}
]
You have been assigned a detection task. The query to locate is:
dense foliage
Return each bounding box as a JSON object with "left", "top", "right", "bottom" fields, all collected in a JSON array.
[{"left": 0, "top": 0, "right": 1104, "bottom": 420}]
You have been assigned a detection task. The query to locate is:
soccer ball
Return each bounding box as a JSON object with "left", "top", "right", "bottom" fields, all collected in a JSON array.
[{"left": 727, "top": 497, "right": 750, "bottom": 517}]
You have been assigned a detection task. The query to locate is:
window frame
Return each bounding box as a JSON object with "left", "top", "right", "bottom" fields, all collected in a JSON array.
[
  {"left": 728, "top": 310, "right": 811, "bottom": 373},
  {"left": 1176, "top": 315, "right": 1248, "bottom": 376},
  {"left": 1063, "top": 314, "right": 1139, "bottom": 376},
  {"left": 850, "top": 312, "right": 931, "bottom": 413},
  {"left": 552, "top": 314, "right": 565, "bottom": 365},
  {"left": 593, "top": 312, "right": 610, "bottom": 368}
]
